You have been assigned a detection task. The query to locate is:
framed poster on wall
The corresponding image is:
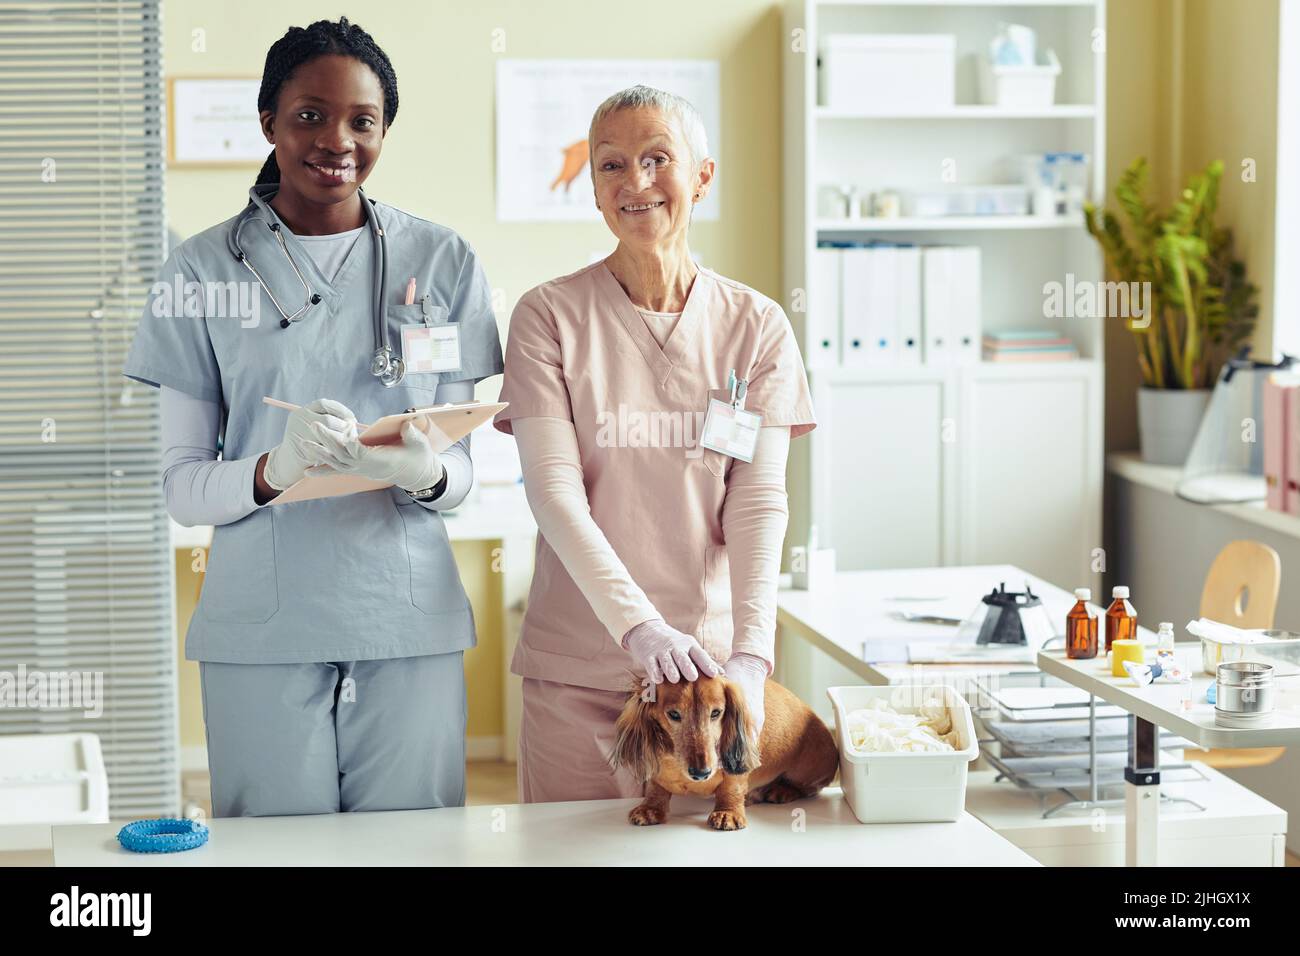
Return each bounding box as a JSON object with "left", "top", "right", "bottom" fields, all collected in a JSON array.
[
  {"left": 495, "top": 60, "right": 721, "bottom": 222},
  {"left": 168, "top": 77, "right": 265, "bottom": 166}
]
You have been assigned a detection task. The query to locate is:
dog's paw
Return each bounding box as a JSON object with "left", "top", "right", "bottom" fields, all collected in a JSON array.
[
  {"left": 707, "top": 808, "right": 747, "bottom": 831},
  {"left": 628, "top": 803, "right": 667, "bottom": 826},
  {"left": 751, "top": 780, "right": 806, "bottom": 804}
]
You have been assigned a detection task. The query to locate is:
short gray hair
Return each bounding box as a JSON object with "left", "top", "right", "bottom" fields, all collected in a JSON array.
[{"left": 588, "top": 85, "right": 710, "bottom": 169}]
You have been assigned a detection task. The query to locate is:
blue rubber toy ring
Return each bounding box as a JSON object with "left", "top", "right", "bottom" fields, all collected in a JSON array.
[{"left": 117, "top": 818, "right": 209, "bottom": 853}]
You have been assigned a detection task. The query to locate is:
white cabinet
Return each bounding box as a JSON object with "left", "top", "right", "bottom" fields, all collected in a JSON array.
[
  {"left": 809, "top": 369, "right": 955, "bottom": 569},
  {"left": 957, "top": 363, "right": 1102, "bottom": 591},
  {"left": 801, "top": 361, "right": 1101, "bottom": 593}
]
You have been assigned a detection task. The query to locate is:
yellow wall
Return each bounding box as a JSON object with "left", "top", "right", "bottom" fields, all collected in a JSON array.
[
  {"left": 1181, "top": 0, "right": 1279, "bottom": 354},
  {"left": 1102, "top": 0, "right": 1280, "bottom": 452},
  {"left": 162, "top": 0, "right": 785, "bottom": 750}
]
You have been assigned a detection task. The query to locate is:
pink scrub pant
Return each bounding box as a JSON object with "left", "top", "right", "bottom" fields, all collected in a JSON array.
[{"left": 517, "top": 677, "right": 647, "bottom": 803}]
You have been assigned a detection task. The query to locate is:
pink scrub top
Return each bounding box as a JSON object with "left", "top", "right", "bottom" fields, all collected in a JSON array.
[{"left": 494, "top": 261, "right": 815, "bottom": 692}]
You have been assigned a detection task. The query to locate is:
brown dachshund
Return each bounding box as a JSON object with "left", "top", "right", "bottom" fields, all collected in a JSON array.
[{"left": 609, "top": 675, "right": 839, "bottom": 830}]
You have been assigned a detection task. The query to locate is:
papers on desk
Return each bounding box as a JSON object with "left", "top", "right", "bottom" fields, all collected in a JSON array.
[{"left": 906, "top": 643, "right": 1038, "bottom": 664}]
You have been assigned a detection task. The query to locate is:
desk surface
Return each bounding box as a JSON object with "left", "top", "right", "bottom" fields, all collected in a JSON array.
[
  {"left": 53, "top": 788, "right": 1037, "bottom": 867},
  {"left": 1038, "top": 647, "right": 1300, "bottom": 749},
  {"left": 777, "top": 565, "right": 1129, "bottom": 684}
]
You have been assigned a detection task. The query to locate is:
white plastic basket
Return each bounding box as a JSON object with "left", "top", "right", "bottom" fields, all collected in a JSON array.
[
  {"left": 979, "top": 49, "right": 1061, "bottom": 109},
  {"left": 0, "top": 733, "right": 109, "bottom": 829},
  {"left": 827, "top": 684, "right": 979, "bottom": 823}
]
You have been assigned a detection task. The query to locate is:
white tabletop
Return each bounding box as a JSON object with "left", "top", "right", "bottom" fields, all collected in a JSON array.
[
  {"left": 54, "top": 788, "right": 1037, "bottom": 867},
  {"left": 1037, "top": 646, "right": 1300, "bottom": 749},
  {"left": 777, "top": 565, "right": 1122, "bottom": 684}
]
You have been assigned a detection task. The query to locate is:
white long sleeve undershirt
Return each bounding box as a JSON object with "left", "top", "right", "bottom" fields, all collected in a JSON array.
[
  {"left": 512, "top": 416, "right": 790, "bottom": 667},
  {"left": 160, "top": 381, "right": 475, "bottom": 527}
]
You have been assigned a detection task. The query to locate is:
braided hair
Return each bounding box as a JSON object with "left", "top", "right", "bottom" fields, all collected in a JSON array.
[{"left": 254, "top": 16, "right": 398, "bottom": 186}]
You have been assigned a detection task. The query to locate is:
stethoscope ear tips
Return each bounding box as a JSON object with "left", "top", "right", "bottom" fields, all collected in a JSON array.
[
  {"left": 279, "top": 318, "right": 291, "bottom": 329},
  {"left": 310, "top": 294, "right": 321, "bottom": 305}
]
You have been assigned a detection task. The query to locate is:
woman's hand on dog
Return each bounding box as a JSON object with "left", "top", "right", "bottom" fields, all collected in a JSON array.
[
  {"left": 621, "top": 619, "right": 722, "bottom": 684},
  {"left": 724, "top": 652, "right": 769, "bottom": 741}
]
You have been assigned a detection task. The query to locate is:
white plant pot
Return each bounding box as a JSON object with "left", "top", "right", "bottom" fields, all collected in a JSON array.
[{"left": 1137, "top": 387, "right": 1211, "bottom": 466}]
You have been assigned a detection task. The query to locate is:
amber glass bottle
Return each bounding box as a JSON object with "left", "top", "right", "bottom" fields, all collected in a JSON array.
[
  {"left": 1066, "top": 588, "right": 1098, "bottom": 659},
  {"left": 1104, "top": 586, "right": 1138, "bottom": 653}
]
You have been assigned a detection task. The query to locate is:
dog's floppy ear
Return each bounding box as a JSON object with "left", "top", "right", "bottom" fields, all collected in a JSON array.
[
  {"left": 609, "top": 688, "right": 670, "bottom": 782},
  {"left": 721, "top": 679, "right": 759, "bottom": 776}
]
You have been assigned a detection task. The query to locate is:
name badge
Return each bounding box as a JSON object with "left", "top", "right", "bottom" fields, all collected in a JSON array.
[
  {"left": 400, "top": 319, "right": 462, "bottom": 375},
  {"left": 700, "top": 398, "right": 762, "bottom": 462}
]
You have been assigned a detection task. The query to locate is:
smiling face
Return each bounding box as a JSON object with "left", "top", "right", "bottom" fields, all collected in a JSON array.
[
  {"left": 590, "top": 107, "right": 714, "bottom": 251},
  {"left": 258, "top": 54, "right": 386, "bottom": 214}
]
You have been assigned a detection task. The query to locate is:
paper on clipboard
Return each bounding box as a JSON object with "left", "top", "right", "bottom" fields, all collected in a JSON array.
[{"left": 262, "top": 397, "right": 507, "bottom": 505}]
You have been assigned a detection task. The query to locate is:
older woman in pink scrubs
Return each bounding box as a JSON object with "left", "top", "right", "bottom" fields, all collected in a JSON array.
[{"left": 494, "top": 86, "right": 815, "bottom": 803}]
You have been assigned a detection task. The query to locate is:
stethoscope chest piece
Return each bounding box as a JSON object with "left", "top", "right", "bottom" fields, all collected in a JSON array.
[{"left": 371, "top": 346, "right": 405, "bottom": 387}]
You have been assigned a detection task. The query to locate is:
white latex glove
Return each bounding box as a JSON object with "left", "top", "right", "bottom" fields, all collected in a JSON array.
[
  {"left": 264, "top": 399, "right": 358, "bottom": 491},
  {"left": 621, "top": 619, "right": 723, "bottom": 684},
  {"left": 301, "top": 420, "right": 445, "bottom": 492},
  {"left": 724, "top": 652, "right": 768, "bottom": 743},
  {"left": 299, "top": 418, "right": 447, "bottom": 494}
]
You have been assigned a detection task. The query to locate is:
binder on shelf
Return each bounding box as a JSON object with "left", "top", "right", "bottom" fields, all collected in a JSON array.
[
  {"left": 1263, "top": 375, "right": 1290, "bottom": 513},
  {"left": 809, "top": 247, "right": 842, "bottom": 368},
  {"left": 841, "top": 246, "right": 899, "bottom": 368},
  {"left": 896, "top": 247, "right": 923, "bottom": 366},
  {"left": 922, "top": 246, "right": 981, "bottom": 366},
  {"left": 1288, "top": 383, "right": 1300, "bottom": 516}
]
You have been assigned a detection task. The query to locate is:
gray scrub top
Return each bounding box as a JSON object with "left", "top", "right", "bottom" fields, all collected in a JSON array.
[{"left": 124, "top": 185, "right": 504, "bottom": 664}]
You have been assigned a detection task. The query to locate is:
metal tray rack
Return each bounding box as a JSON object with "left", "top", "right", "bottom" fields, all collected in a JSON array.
[{"left": 970, "top": 678, "right": 1209, "bottom": 818}]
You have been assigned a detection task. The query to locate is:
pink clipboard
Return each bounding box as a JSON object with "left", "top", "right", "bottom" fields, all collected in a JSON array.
[{"left": 261, "top": 397, "right": 508, "bottom": 505}]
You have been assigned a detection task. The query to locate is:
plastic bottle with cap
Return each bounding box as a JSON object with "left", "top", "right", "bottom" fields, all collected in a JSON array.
[
  {"left": 1105, "top": 585, "right": 1138, "bottom": 653},
  {"left": 1066, "top": 587, "right": 1099, "bottom": 659},
  {"left": 1156, "top": 621, "right": 1176, "bottom": 672}
]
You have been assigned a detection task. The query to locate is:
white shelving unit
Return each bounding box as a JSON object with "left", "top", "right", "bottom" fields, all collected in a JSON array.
[{"left": 783, "top": 0, "right": 1106, "bottom": 593}]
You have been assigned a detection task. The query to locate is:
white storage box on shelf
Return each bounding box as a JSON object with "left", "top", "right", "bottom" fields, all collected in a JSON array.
[
  {"left": 819, "top": 34, "right": 955, "bottom": 112},
  {"left": 0, "top": 733, "right": 109, "bottom": 851},
  {"left": 827, "top": 684, "right": 979, "bottom": 823},
  {"left": 979, "top": 49, "right": 1061, "bottom": 109}
]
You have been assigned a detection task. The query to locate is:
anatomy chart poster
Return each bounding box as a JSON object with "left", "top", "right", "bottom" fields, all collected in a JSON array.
[{"left": 495, "top": 60, "right": 721, "bottom": 222}]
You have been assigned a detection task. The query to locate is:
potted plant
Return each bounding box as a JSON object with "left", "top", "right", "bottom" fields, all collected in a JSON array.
[{"left": 1085, "top": 157, "right": 1258, "bottom": 465}]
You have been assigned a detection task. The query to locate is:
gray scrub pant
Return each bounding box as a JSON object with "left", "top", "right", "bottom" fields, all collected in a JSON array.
[{"left": 198, "top": 653, "right": 466, "bottom": 817}]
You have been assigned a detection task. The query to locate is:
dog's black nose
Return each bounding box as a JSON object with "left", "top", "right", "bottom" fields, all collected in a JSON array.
[{"left": 688, "top": 766, "right": 712, "bottom": 781}]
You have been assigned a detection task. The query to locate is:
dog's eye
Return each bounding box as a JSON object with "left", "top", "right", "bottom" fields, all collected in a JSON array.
[
  {"left": 710, "top": 709, "right": 722, "bottom": 719},
  {"left": 666, "top": 710, "right": 682, "bottom": 721}
]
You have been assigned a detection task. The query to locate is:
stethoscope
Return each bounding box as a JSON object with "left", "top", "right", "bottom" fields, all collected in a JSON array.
[{"left": 226, "top": 183, "right": 405, "bottom": 386}]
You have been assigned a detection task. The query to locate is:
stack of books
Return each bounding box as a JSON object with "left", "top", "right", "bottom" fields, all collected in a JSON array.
[{"left": 982, "top": 330, "right": 1079, "bottom": 363}]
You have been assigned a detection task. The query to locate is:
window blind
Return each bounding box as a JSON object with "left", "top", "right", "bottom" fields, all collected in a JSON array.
[{"left": 0, "top": 0, "right": 178, "bottom": 818}]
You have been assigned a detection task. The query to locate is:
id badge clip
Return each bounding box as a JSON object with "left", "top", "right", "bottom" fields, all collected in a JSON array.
[
  {"left": 700, "top": 368, "right": 762, "bottom": 462},
  {"left": 400, "top": 293, "right": 461, "bottom": 375}
]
